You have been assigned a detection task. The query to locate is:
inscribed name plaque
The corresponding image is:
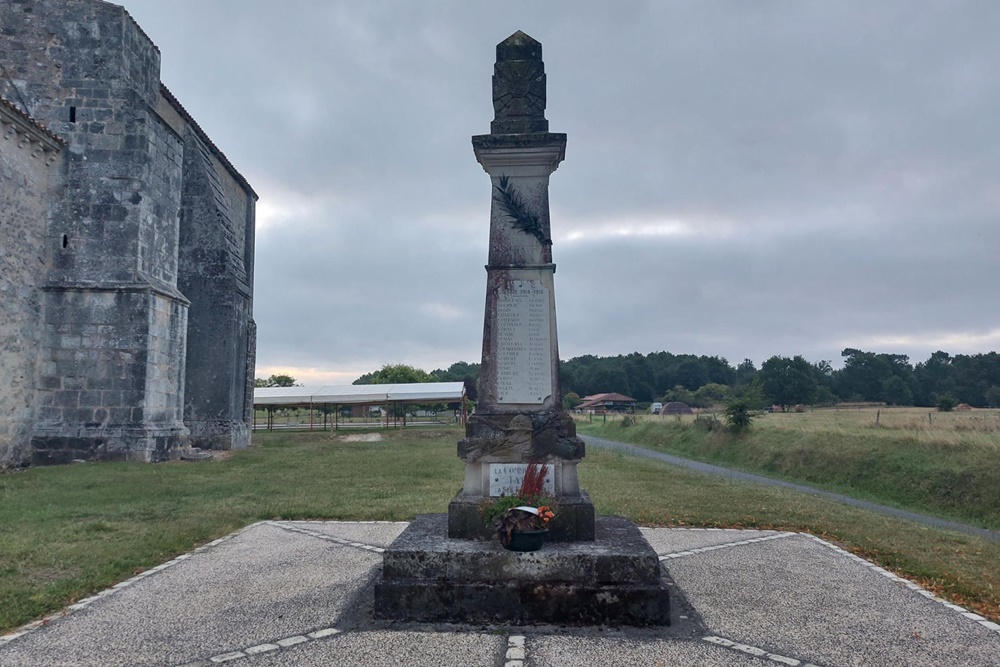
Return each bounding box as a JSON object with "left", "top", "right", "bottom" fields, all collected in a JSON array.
[
  {"left": 489, "top": 463, "right": 556, "bottom": 497},
  {"left": 495, "top": 280, "right": 552, "bottom": 404}
]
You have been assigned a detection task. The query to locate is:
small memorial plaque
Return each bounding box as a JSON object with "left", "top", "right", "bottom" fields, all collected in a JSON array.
[
  {"left": 495, "top": 280, "right": 552, "bottom": 404},
  {"left": 489, "top": 463, "right": 555, "bottom": 497}
]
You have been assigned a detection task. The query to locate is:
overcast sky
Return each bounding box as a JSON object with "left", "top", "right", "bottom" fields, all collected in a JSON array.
[{"left": 121, "top": 1, "right": 1000, "bottom": 384}]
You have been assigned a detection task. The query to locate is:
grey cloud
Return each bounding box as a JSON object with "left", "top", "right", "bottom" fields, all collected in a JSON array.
[{"left": 117, "top": 0, "right": 1000, "bottom": 378}]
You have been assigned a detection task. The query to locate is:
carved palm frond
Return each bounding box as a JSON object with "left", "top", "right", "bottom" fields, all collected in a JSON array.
[{"left": 493, "top": 174, "right": 552, "bottom": 245}]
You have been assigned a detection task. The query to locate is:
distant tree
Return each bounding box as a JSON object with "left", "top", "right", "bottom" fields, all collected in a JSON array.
[
  {"left": 986, "top": 386, "right": 1000, "bottom": 409},
  {"left": 881, "top": 376, "right": 913, "bottom": 406},
  {"left": 693, "top": 383, "right": 730, "bottom": 408},
  {"left": 430, "top": 361, "right": 480, "bottom": 382},
  {"left": 254, "top": 374, "right": 297, "bottom": 387},
  {"left": 913, "top": 351, "right": 954, "bottom": 407},
  {"left": 948, "top": 352, "right": 1000, "bottom": 406},
  {"left": 813, "top": 359, "right": 833, "bottom": 376},
  {"left": 674, "top": 358, "right": 708, "bottom": 391},
  {"left": 937, "top": 394, "right": 957, "bottom": 412},
  {"left": 838, "top": 349, "right": 913, "bottom": 403},
  {"left": 355, "top": 364, "right": 432, "bottom": 385},
  {"left": 735, "top": 358, "right": 758, "bottom": 387},
  {"left": 430, "top": 361, "right": 481, "bottom": 401},
  {"left": 588, "top": 364, "right": 632, "bottom": 397},
  {"left": 813, "top": 386, "right": 839, "bottom": 406},
  {"left": 563, "top": 391, "right": 582, "bottom": 410},
  {"left": 702, "top": 356, "right": 737, "bottom": 386},
  {"left": 560, "top": 354, "right": 596, "bottom": 397},
  {"left": 660, "top": 385, "right": 695, "bottom": 406},
  {"left": 811, "top": 360, "right": 838, "bottom": 400},
  {"left": 759, "top": 355, "right": 817, "bottom": 411},
  {"left": 270, "top": 374, "right": 297, "bottom": 387},
  {"left": 624, "top": 352, "right": 656, "bottom": 402}
]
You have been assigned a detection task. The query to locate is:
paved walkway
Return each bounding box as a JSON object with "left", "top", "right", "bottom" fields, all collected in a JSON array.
[
  {"left": 2, "top": 520, "right": 998, "bottom": 666},
  {"left": 582, "top": 435, "right": 1000, "bottom": 543}
]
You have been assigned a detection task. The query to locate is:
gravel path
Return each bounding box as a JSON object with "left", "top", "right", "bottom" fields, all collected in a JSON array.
[{"left": 582, "top": 434, "right": 1000, "bottom": 543}]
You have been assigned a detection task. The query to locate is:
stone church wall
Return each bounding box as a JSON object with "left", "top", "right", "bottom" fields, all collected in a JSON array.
[
  {"left": 178, "top": 128, "right": 256, "bottom": 450},
  {"left": 0, "top": 102, "right": 63, "bottom": 467},
  {"left": 0, "top": 0, "right": 257, "bottom": 466}
]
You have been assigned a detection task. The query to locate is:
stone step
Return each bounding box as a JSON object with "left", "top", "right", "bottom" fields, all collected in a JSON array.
[
  {"left": 374, "top": 578, "right": 671, "bottom": 626},
  {"left": 374, "top": 514, "right": 671, "bottom": 626},
  {"left": 384, "top": 514, "right": 660, "bottom": 584}
]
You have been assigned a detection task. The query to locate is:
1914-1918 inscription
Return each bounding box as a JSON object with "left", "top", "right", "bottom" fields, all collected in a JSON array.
[{"left": 496, "top": 280, "right": 552, "bottom": 404}]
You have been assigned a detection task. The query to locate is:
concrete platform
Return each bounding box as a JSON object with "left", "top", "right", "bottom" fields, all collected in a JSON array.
[
  {"left": 2, "top": 520, "right": 999, "bottom": 666},
  {"left": 374, "top": 514, "right": 670, "bottom": 625}
]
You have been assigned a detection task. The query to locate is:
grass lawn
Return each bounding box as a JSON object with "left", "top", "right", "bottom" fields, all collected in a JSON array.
[
  {"left": 1, "top": 423, "right": 998, "bottom": 632},
  {"left": 577, "top": 407, "right": 1000, "bottom": 531}
]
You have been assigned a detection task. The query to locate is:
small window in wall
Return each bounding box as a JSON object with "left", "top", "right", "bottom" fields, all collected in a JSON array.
[
  {"left": 69, "top": 106, "right": 76, "bottom": 123},
  {"left": 62, "top": 234, "right": 69, "bottom": 249}
]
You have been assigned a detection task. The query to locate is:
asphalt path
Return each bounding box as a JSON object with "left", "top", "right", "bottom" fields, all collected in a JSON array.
[{"left": 582, "top": 434, "right": 1000, "bottom": 544}]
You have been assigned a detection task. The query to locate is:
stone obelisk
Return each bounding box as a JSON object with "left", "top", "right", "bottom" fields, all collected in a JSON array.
[
  {"left": 447, "top": 30, "right": 595, "bottom": 541},
  {"left": 373, "top": 33, "right": 670, "bottom": 625}
]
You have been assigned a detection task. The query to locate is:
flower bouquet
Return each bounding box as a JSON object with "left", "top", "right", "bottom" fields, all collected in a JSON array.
[{"left": 486, "top": 462, "right": 556, "bottom": 551}]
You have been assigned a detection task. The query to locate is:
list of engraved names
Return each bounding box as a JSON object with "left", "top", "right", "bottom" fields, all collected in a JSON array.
[{"left": 496, "top": 280, "right": 552, "bottom": 404}]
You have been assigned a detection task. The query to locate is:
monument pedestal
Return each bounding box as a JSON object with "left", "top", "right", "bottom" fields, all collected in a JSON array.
[
  {"left": 449, "top": 408, "right": 596, "bottom": 541},
  {"left": 374, "top": 514, "right": 670, "bottom": 626}
]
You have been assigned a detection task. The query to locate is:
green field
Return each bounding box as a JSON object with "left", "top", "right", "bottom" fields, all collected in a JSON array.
[
  {"left": 1, "top": 423, "right": 998, "bottom": 633},
  {"left": 577, "top": 406, "right": 1000, "bottom": 530}
]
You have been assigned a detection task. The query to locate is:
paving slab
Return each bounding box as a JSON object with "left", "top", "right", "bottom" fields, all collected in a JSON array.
[
  {"left": 639, "top": 526, "right": 790, "bottom": 555},
  {"left": 665, "top": 533, "right": 1000, "bottom": 666},
  {"left": 0, "top": 522, "right": 382, "bottom": 667},
  {"left": 243, "top": 630, "right": 505, "bottom": 667},
  {"left": 1, "top": 521, "right": 998, "bottom": 667},
  {"left": 277, "top": 520, "right": 408, "bottom": 548},
  {"left": 531, "top": 636, "right": 762, "bottom": 666}
]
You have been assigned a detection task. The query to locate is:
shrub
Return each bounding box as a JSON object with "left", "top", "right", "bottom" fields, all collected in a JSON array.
[
  {"left": 724, "top": 397, "right": 755, "bottom": 432},
  {"left": 724, "top": 383, "right": 763, "bottom": 432},
  {"left": 693, "top": 414, "right": 722, "bottom": 432}
]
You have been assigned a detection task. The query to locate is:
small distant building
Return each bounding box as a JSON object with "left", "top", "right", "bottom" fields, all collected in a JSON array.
[
  {"left": 956, "top": 403, "right": 973, "bottom": 412},
  {"left": 577, "top": 393, "right": 636, "bottom": 413},
  {"left": 660, "top": 402, "right": 694, "bottom": 416}
]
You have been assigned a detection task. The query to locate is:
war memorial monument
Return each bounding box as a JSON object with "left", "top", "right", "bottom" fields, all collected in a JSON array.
[{"left": 374, "top": 32, "right": 671, "bottom": 626}]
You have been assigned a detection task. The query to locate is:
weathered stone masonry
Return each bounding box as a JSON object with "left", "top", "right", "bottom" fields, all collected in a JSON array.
[
  {"left": 0, "top": 0, "right": 257, "bottom": 466},
  {"left": 0, "top": 98, "right": 64, "bottom": 467}
]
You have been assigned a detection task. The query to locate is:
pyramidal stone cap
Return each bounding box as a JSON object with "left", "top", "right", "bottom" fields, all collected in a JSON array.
[
  {"left": 491, "top": 30, "right": 549, "bottom": 135},
  {"left": 497, "top": 30, "right": 542, "bottom": 62}
]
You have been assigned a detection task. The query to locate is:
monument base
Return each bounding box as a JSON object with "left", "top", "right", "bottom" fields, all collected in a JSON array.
[
  {"left": 448, "top": 489, "right": 596, "bottom": 541},
  {"left": 374, "top": 514, "right": 670, "bottom": 626}
]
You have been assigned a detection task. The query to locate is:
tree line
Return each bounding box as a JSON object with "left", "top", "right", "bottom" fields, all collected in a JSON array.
[
  {"left": 264, "top": 348, "right": 1000, "bottom": 411},
  {"left": 354, "top": 362, "right": 481, "bottom": 402},
  {"left": 559, "top": 349, "right": 1000, "bottom": 410}
]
